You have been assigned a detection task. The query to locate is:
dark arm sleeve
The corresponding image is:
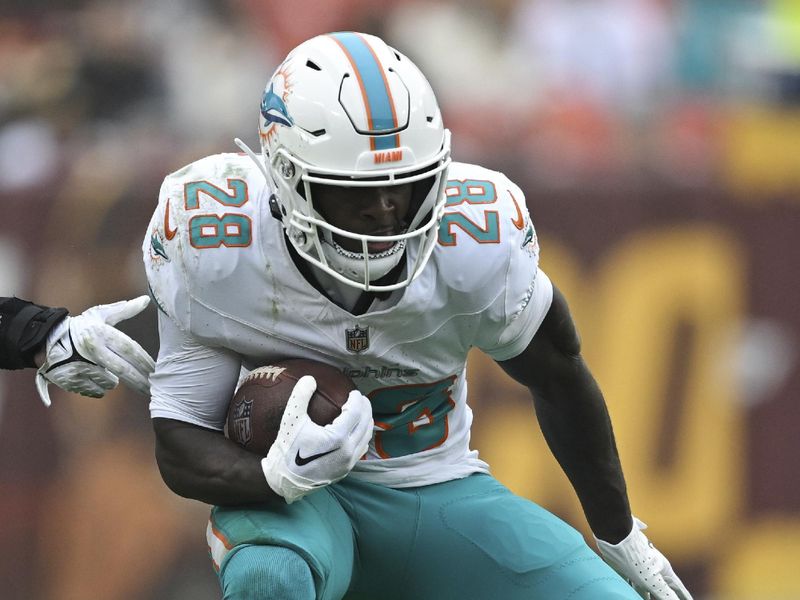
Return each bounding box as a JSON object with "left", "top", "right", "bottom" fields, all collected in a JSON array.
[{"left": 0, "top": 297, "right": 69, "bottom": 369}]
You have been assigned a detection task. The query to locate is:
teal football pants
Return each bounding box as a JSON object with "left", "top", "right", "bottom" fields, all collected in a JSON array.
[{"left": 210, "top": 473, "right": 639, "bottom": 600}]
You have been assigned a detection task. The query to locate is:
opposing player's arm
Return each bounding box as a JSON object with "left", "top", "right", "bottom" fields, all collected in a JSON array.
[
  {"left": 0, "top": 295, "right": 154, "bottom": 405},
  {"left": 495, "top": 284, "right": 633, "bottom": 543},
  {"left": 0, "top": 297, "right": 68, "bottom": 369}
]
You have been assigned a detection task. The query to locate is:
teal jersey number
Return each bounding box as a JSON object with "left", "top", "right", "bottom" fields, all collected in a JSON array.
[
  {"left": 369, "top": 376, "right": 457, "bottom": 458},
  {"left": 185, "top": 179, "right": 249, "bottom": 209},
  {"left": 189, "top": 214, "right": 252, "bottom": 249},
  {"left": 438, "top": 179, "right": 500, "bottom": 245},
  {"left": 439, "top": 212, "right": 500, "bottom": 246},
  {"left": 183, "top": 178, "right": 252, "bottom": 248},
  {"left": 444, "top": 179, "right": 497, "bottom": 206}
]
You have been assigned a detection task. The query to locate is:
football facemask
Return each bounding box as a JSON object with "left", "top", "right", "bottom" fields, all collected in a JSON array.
[{"left": 237, "top": 31, "right": 451, "bottom": 292}]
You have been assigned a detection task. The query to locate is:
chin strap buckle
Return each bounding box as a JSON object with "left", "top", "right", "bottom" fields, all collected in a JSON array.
[{"left": 269, "top": 194, "right": 283, "bottom": 222}]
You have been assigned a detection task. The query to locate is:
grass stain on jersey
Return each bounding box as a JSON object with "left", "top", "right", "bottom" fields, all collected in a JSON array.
[{"left": 265, "top": 262, "right": 280, "bottom": 320}]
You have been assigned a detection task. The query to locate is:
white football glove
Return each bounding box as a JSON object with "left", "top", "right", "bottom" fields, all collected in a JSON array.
[
  {"left": 35, "top": 296, "right": 155, "bottom": 406},
  {"left": 595, "top": 517, "right": 693, "bottom": 600},
  {"left": 262, "top": 375, "right": 373, "bottom": 504}
]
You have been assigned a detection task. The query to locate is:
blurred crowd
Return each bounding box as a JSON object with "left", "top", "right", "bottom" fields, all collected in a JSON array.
[
  {"left": 1, "top": 0, "right": 799, "bottom": 208},
  {"left": 1, "top": 1, "right": 800, "bottom": 599}
]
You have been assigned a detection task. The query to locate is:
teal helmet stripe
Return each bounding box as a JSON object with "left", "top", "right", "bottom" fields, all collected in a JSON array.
[{"left": 329, "top": 32, "right": 400, "bottom": 151}]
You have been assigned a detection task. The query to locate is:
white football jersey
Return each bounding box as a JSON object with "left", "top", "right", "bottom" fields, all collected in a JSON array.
[{"left": 143, "top": 153, "right": 553, "bottom": 488}]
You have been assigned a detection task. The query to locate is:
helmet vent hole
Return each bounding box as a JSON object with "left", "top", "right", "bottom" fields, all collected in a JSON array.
[
  {"left": 426, "top": 116, "right": 434, "bottom": 123},
  {"left": 306, "top": 60, "right": 321, "bottom": 71},
  {"left": 393, "top": 51, "right": 401, "bottom": 61}
]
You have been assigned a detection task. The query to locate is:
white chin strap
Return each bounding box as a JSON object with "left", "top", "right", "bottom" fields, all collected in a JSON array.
[{"left": 321, "top": 237, "right": 407, "bottom": 283}]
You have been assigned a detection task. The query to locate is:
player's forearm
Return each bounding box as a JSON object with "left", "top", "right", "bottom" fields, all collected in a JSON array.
[
  {"left": 152, "top": 417, "right": 281, "bottom": 506},
  {"left": 496, "top": 285, "right": 633, "bottom": 542},
  {"left": 531, "top": 360, "right": 632, "bottom": 544}
]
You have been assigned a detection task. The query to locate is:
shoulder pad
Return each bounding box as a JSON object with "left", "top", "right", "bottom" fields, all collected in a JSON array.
[
  {"left": 142, "top": 153, "right": 269, "bottom": 329},
  {"left": 433, "top": 162, "right": 540, "bottom": 293}
]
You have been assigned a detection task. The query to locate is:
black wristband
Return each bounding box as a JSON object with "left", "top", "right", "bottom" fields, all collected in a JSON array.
[{"left": 0, "top": 297, "right": 69, "bottom": 369}]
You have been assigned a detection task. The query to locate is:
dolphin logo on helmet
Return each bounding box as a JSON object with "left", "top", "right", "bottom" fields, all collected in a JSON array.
[{"left": 260, "top": 82, "right": 294, "bottom": 128}]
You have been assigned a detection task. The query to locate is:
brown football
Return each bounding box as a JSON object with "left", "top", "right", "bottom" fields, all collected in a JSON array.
[{"left": 226, "top": 358, "right": 356, "bottom": 455}]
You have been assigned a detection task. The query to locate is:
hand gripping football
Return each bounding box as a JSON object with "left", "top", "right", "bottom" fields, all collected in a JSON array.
[{"left": 226, "top": 358, "right": 356, "bottom": 455}]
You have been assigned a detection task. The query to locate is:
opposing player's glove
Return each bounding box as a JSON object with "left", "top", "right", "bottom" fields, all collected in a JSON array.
[
  {"left": 35, "top": 296, "right": 155, "bottom": 406},
  {"left": 262, "top": 375, "right": 373, "bottom": 504},
  {"left": 595, "top": 517, "right": 693, "bottom": 600}
]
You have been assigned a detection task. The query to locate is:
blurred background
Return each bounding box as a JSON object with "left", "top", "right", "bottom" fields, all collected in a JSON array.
[{"left": 1, "top": 0, "right": 799, "bottom": 598}]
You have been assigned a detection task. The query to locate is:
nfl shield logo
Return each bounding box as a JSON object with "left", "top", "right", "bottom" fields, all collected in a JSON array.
[
  {"left": 345, "top": 325, "right": 370, "bottom": 353},
  {"left": 231, "top": 397, "right": 253, "bottom": 445}
]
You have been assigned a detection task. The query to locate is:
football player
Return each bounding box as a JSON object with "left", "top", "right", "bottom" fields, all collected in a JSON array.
[
  {"left": 0, "top": 296, "right": 154, "bottom": 404},
  {"left": 144, "top": 32, "right": 692, "bottom": 599}
]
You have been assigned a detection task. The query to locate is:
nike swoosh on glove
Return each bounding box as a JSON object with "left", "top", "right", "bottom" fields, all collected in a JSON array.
[
  {"left": 35, "top": 296, "right": 155, "bottom": 406},
  {"left": 595, "top": 517, "right": 693, "bottom": 600},
  {"left": 261, "top": 376, "right": 373, "bottom": 504}
]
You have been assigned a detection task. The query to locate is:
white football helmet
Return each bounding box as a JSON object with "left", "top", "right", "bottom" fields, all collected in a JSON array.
[{"left": 237, "top": 32, "right": 451, "bottom": 291}]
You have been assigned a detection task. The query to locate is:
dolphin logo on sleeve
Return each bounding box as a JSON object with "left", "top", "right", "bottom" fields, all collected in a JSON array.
[{"left": 150, "top": 233, "right": 170, "bottom": 262}]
